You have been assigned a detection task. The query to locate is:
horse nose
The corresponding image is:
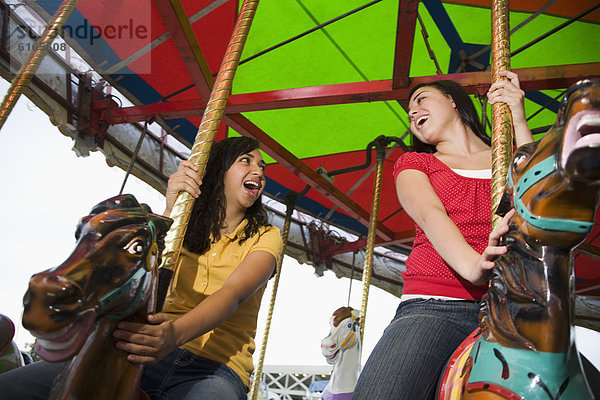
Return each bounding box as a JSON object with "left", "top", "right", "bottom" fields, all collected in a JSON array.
[{"left": 26, "top": 272, "right": 83, "bottom": 313}]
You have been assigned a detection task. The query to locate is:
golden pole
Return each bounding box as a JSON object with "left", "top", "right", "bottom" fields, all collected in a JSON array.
[
  {"left": 490, "top": 0, "right": 513, "bottom": 230},
  {"left": 248, "top": 195, "right": 295, "bottom": 400},
  {"left": 359, "top": 145, "right": 385, "bottom": 344},
  {"left": 0, "top": 0, "right": 79, "bottom": 131},
  {"left": 160, "top": 0, "right": 260, "bottom": 273}
]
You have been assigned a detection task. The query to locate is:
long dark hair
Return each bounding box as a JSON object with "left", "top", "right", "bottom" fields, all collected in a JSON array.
[
  {"left": 408, "top": 80, "right": 490, "bottom": 153},
  {"left": 183, "top": 136, "right": 270, "bottom": 254}
]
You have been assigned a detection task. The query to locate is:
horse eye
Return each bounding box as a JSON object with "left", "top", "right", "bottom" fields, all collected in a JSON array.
[
  {"left": 513, "top": 154, "right": 526, "bottom": 167},
  {"left": 125, "top": 238, "right": 145, "bottom": 255}
]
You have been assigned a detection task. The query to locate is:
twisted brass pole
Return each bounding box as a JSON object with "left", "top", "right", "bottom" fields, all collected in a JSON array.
[
  {"left": 160, "top": 0, "right": 259, "bottom": 273},
  {"left": 359, "top": 146, "right": 385, "bottom": 344},
  {"left": 248, "top": 197, "right": 294, "bottom": 400},
  {"left": 0, "top": 0, "right": 79, "bottom": 131},
  {"left": 490, "top": 0, "right": 513, "bottom": 230}
]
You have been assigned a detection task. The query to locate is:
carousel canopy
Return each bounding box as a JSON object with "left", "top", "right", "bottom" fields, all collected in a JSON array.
[{"left": 2, "top": 0, "right": 599, "bottom": 298}]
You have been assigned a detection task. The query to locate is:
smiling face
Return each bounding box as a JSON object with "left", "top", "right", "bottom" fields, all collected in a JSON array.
[
  {"left": 223, "top": 149, "right": 266, "bottom": 213},
  {"left": 408, "top": 85, "right": 458, "bottom": 145}
]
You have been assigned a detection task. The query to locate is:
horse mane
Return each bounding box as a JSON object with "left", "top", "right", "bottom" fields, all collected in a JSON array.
[{"left": 74, "top": 194, "right": 171, "bottom": 254}]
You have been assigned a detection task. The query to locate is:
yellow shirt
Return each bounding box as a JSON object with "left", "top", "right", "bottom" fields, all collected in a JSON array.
[{"left": 162, "top": 219, "right": 283, "bottom": 388}]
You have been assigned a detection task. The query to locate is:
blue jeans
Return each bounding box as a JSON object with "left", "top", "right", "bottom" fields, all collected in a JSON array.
[
  {"left": 351, "top": 298, "right": 480, "bottom": 400},
  {"left": 143, "top": 349, "right": 247, "bottom": 399},
  {"left": 0, "top": 348, "right": 247, "bottom": 400}
]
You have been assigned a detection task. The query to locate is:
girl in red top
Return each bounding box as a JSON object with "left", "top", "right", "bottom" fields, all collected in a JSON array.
[{"left": 352, "top": 71, "right": 533, "bottom": 400}]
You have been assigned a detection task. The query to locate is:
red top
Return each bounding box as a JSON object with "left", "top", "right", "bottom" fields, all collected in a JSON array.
[{"left": 393, "top": 152, "right": 490, "bottom": 300}]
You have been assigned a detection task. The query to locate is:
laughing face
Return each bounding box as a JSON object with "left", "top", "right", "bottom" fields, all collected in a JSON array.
[
  {"left": 223, "top": 149, "right": 266, "bottom": 212},
  {"left": 408, "top": 85, "right": 458, "bottom": 144}
]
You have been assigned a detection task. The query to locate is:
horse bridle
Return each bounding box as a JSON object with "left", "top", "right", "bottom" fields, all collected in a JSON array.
[
  {"left": 339, "top": 314, "right": 359, "bottom": 351},
  {"left": 508, "top": 154, "right": 594, "bottom": 234},
  {"left": 97, "top": 221, "right": 159, "bottom": 319}
]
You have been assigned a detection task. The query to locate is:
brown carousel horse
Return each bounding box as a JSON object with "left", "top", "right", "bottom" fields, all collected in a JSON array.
[
  {"left": 21, "top": 194, "right": 172, "bottom": 400},
  {"left": 438, "top": 79, "right": 600, "bottom": 399}
]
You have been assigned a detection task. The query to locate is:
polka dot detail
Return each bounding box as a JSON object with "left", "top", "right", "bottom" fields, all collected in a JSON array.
[{"left": 394, "top": 152, "right": 491, "bottom": 298}]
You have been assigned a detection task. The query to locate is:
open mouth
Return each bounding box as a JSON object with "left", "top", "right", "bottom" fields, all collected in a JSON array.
[
  {"left": 416, "top": 115, "right": 429, "bottom": 130},
  {"left": 561, "top": 110, "right": 600, "bottom": 169},
  {"left": 243, "top": 180, "right": 261, "bottom": 197},
  {"left": 322, "top": 348, "right": 340, "bottom": 364},
  {"left": 31, "top": 309, "right": 95, "bottom": 362}
]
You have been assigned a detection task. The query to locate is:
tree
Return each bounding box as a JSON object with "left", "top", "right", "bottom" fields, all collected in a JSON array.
[{"left": 23, "top": 342, "right": 42, "bottom": 363}]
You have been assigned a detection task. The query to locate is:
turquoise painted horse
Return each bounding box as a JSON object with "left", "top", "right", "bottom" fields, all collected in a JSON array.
[
  {"left": 438, "top": 79, "right": 600, "bottom": 399},
  {"left": 22, "top": 195, "right": 171, "bottom": 400}
]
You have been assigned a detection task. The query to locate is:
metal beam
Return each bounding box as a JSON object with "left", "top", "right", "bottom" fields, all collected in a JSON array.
[
  {"left": 331, "top": 229, "right": 415, "bottom": 255},
  {"left": 153, "top": 0, "right": 214, "bottom": 101},
  {"left": 103, "top": 63, "right": 600, "bottom": 123},
  {"left": 392, "top": 0, "right": 419, "bottom": 89},
  {"left": 576, "top": 278, "right": 600, "bottom": 295},
  {"left": 151, "top": 0, "right": 396, "bottom": 242},
  {"left": 576, "top": 242, "right": 600, "bottom": 261}
]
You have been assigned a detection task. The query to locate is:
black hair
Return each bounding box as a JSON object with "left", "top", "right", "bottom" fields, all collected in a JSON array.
[
  {"left": 408, "top": 80, "right": 490, "bottom": 153},
  {"left": 183, "top": 136, "right": 270, "bottom": 254}
]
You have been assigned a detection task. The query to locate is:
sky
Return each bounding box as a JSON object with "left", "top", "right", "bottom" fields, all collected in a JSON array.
[{"left": 0, "top": 78, "right": 599, "bottom": 375}]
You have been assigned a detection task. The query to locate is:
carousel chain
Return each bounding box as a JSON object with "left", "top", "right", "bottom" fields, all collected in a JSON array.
[
  {"left": 359, "top": 137, "right": 387, "bottom": 345},
  {"left": 347, "top": 250, "right": 357, "bottom": 307},
  {"left": 119, "top": 121, "right": 149, "bottom": 196},
  {"left": 249, "top": 191, "right": 298, "bottom": 400}
]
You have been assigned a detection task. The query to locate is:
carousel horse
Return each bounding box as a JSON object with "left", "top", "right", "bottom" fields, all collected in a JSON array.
[
  {"left": 0, "top": 314, "right": 27, "bottom": 373},
  {"left": 320, "top": 306, "right": 361, "bottom": 400},
  {"left": 438, "top": 79, "right": 600, "bottom": 399},
  {"left": 21, "top": 194, "right": 172, "bottom": 400}
]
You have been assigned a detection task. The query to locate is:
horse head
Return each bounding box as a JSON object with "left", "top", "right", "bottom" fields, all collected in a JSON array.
[
  {"left": 22, "top": 194, "right": 172, "bottom": 363},
  {"left": 320, "top": 307, "right": 362, "bottom": 398},
  {"left": 507, "top": 78, "right": 600, "bottom": 248},
  {"left": 480, "top": 79, "right": 600, "bottom": 353},
  {"left": 320, "top": 307, "right": 360, "bottom": 365},
  {"left": 439, "top": 79, "right": 600, "bottom": 399}
]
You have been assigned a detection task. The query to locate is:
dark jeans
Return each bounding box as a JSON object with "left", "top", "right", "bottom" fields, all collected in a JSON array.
[
  {"left": 0, "top": 348, "right": 247, "bottom": 400},
  {"left": 351, "top": 298, "right": 480, "bottom": 400},
  {"left": 143, "top": 349, "right": 247, "bottom": 399}
]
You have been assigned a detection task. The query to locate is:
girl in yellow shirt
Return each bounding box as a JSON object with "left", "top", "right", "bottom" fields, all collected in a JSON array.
[
  {"left": 112, "top": 136, "right": 283, "bottom": 399},
  {"left": 0, "top": 137, "right": 282, "bottom": 400}
]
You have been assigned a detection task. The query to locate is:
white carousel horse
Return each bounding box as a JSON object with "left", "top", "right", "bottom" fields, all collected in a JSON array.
[{"left": 320, "top": 307, "right": 361, "bottom": 400}]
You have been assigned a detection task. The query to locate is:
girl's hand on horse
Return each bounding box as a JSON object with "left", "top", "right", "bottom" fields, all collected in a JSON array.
[
  {"left": 473, "top": 209, "right": 515, "bottom": 285},
  {"left": 164, "top": 160, "right": 202, "bottom": 217},
  {"left": 113, "top": 313, "right": 178, "bottom": 364}
]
